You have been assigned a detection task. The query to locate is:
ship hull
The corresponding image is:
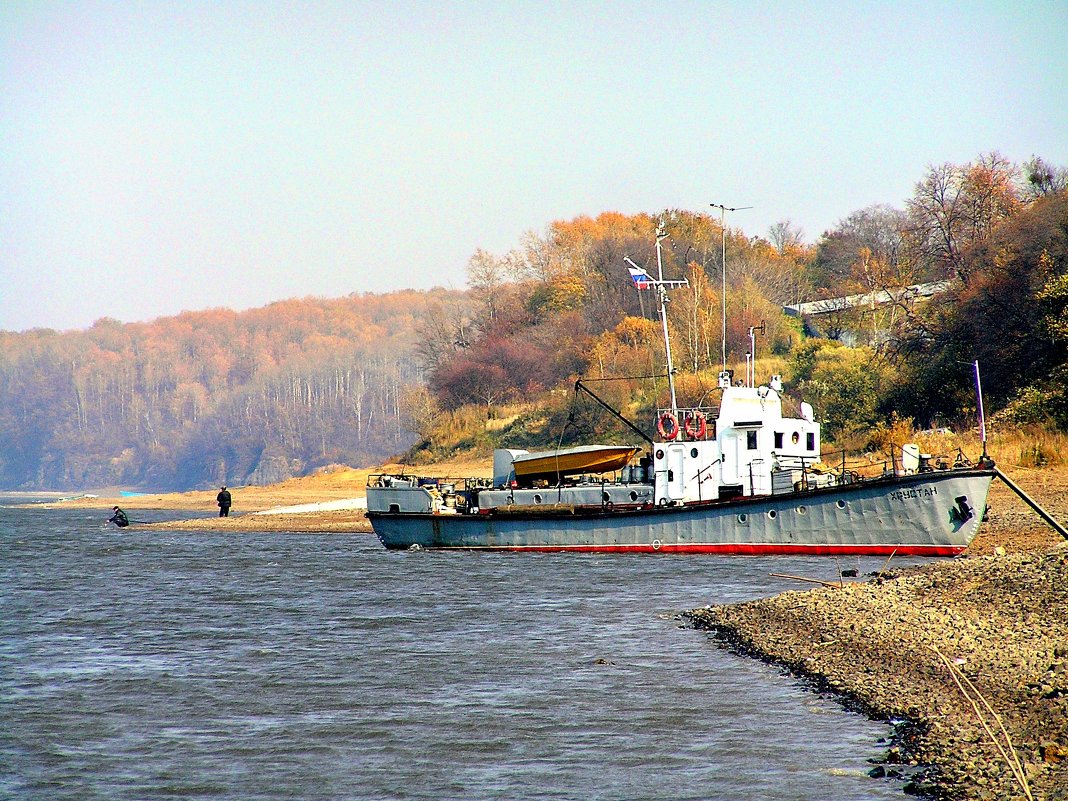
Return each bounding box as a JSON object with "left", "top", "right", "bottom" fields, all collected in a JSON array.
[{"left": 367, "top": 469, "right": 994, "bottom": 556}]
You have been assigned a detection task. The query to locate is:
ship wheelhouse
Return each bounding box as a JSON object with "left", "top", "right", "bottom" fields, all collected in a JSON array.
[{"left": 652, "top": 374, "right": 823, "bottom": 505}]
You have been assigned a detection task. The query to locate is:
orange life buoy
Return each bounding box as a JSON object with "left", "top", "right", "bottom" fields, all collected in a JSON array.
[
  {"left": 657, "top": 411, "right": 679, "bottom": 440},
  {"left": 684, "top": 410, "right": 707, "bottom": 440}
]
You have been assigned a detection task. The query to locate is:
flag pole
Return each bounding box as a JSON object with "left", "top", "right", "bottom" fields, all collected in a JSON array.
[{"left": 974, "top": 360, "right": 988, "bottom": 460}]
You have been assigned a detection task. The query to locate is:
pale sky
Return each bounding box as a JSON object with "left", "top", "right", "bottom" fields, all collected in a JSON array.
[{"left": 2, "top": 1, "right": 1065, "bottom": 332}]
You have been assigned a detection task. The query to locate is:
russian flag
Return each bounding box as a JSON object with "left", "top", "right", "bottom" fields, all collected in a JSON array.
[{"left": 628, "top": 266, "right": 653, "bottom": 290}]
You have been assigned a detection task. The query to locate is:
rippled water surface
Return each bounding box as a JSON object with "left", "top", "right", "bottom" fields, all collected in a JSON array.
[{"left": 2, "top": 506, "right": 911, "bottom": 800}]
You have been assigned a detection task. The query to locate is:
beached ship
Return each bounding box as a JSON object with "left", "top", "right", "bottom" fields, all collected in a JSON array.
[{"left": 366, "top": 222, "right": 995, "bottom": 555}]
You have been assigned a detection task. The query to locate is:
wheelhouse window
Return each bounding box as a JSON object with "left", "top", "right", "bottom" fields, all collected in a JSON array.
[
  {"left": 747, "top": 431, "right": 758, "bottom": 450},
  {"left": 807, "top": 432, "right": 815, "bottom": 451},
  {"left": 774, "top": 432, "right": 783, "bottom": 449}
]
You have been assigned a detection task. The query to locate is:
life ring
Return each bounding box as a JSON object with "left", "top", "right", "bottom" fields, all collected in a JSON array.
[
  {"left": 657, "top": 411, "right": 679, "bottom": 440},
  {"left": 651, "top": 538, "right": 662, "bottom": 551},
  {"left": 684, "top": 410, "right": 707, "bottom": 440}
]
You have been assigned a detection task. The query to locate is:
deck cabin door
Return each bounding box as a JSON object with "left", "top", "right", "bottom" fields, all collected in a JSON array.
[
  {"left": 667, "top": 443, "right": 686, "bottom": 501},
  {"left": 719, "top": 431, "right": 741, "bottom": 486}
]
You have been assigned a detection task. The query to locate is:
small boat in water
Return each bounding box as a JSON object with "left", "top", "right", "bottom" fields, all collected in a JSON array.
[{"left": 367, "top": 222, "right": 996, "bottom": 555}]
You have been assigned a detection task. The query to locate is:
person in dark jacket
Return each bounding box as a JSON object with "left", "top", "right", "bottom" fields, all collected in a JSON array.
[
  {"left": 217, "top": 486, "right": 232, "bottom": 517},
  {"left": 108, "top": 506, "right": 130, "bottom": 528}
]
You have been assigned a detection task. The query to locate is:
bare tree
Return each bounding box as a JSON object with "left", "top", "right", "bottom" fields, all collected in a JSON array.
[
  {"left": 768, "top": 219, "right": 805, "bottom": 255},
  {"left": 960, "top": 152, "right": 1019, "bottom": 244},
  {"left": 1022, "top": 156, "right": 1068, "bottom": 200},
  {"left": 904, "top": 153, "right": 1020, "bottom": 282},
  {"left": 466, "top": 248, "right": 507, "bottom": 325},
  {"left": 814, "top": 205, "right": 909, "bottom": 289}
]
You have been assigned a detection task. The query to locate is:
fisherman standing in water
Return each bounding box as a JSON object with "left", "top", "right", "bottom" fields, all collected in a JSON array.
[
  {"left": 108, "top": 506, "right": 130, "bottom": 528},
  {"left": 217, "top": 486, "right": 232, "bottom": 517}
]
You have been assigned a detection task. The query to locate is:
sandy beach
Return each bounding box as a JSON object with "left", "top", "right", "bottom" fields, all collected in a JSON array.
[{"left": 45, "top": 459, "right": 492, "bottom": 533}]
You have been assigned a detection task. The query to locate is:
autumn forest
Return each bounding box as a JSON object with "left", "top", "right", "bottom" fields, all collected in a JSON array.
[{"left": 2, "top": 153, "right": 1066, "bottom": 490}]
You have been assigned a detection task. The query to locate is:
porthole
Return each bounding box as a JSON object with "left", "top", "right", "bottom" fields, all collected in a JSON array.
[
  {"left": 629, "top": 491, "right": 639, "bottom": 502},
  {"left": 767, "top": 509, "right": 778, "bottom": 520},
  {"left": 791, "top": 431, "right": 800, "bottom": 445},
  {"left": 836, "top": 499, "right": 847, "bottom": 510},
  {"left": 533, "top": 494, "right": 543, "bottom": 504},
  {"left": 690, "top": 447, "right": 699, "bottom": 458},
  {"left": 737, "top": 513, "right": 748, "bottom": 523},
  {"left": 655, "top": 449, "right": 665, "bottom": 460},
  {"left": 602, "top": 491, "right": 611, "bottom": 503},
  {"left": 797, "top": 506, "right": 807, "bottom": 515}
]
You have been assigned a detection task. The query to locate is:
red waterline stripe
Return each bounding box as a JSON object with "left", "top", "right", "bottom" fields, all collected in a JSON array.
[{"left": 408, "top": 543, "right": 965, "bottom": 556}]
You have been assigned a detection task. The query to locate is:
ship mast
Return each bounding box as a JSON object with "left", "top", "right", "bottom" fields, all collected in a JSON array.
[
  {"left": 653, "top": 222, "right": 678, "bottom": 412},
  {"left": 624, "top": 219, "right": 687, "bottom": 414}
]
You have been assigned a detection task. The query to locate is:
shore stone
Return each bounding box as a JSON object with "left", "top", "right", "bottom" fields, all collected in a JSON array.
[{"left": 686, "top": 542, "right": 1068, "bottom": 800}]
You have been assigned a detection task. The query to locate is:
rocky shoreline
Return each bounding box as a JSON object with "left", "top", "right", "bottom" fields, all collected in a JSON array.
[{"left": 687, "top": 545, "right": 1068, "bottom": 800}]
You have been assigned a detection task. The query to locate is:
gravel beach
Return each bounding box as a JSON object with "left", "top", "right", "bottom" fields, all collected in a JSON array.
[{"left": 688, "top": 469, "right": 1068, "bottom": 800}]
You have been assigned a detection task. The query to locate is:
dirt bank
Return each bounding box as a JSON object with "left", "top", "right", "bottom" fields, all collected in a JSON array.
[{"left": 688, "top": 465, "right": 1068, "bottom": 801}]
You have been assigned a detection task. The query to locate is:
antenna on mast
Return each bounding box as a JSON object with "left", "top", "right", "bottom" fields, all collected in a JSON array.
[{"left": 710, "top": 202, "right": 752, "bottom": 382}]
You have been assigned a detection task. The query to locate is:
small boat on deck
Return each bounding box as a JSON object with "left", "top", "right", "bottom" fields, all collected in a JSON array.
[{"left": 510, "top": 445, "right": 641, "bottom": 485}]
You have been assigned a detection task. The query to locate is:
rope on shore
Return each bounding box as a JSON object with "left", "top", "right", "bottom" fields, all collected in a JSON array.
[
  {"left": 929, "top": 645, "right": 1034, "bottom": 801},
  {"left": 877, "top": 549, "right": 897, "bottom": 577},
  {"left": 769, "top": 572, "right": 842, "bottom": 588}
]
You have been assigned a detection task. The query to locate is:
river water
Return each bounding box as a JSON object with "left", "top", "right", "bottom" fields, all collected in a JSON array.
[{"left": 1, "top": 505, "right": 914, "bottom": 800}]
